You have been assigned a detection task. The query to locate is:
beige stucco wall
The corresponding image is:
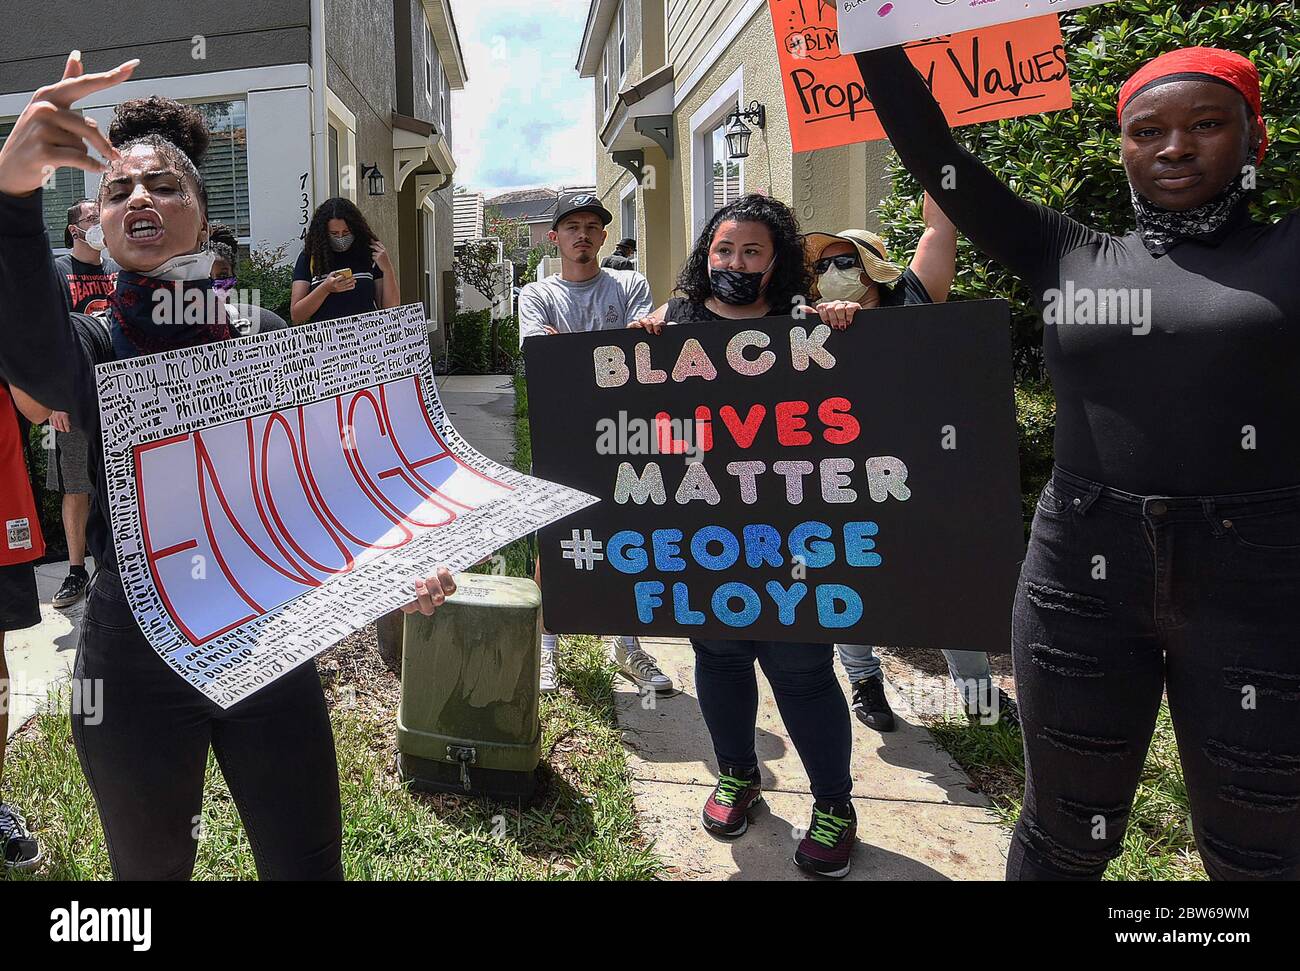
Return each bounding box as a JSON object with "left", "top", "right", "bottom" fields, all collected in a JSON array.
[
  {"left": 587, "top": 0, "right": 894, "bottom": 309},
  {"left": 666, "top": 6, "right": 790, "bottom": 289}
]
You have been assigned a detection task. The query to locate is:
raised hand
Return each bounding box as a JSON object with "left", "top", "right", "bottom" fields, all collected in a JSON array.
[{"left": 0, "top": 52, "right": 136, "bottom": 198}]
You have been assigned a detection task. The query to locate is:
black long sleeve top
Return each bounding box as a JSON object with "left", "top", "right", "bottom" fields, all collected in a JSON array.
[
  {"left": 0, "top": 189, "right": 284, "bottom": 572},
  {"left": 856, "top": 46, "right": 1300, "bottom": 496}
]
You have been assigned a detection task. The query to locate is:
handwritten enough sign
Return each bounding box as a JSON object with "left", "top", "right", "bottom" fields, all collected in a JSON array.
[
  {"left": 96, "top": 304, "right": 596, "bottom": 707},
  {"left": 834, "top": 0, "right": 1115, "bottom": 54},
  {"left": 772, "top": 0, "right": 1077, "bottom": 152}
]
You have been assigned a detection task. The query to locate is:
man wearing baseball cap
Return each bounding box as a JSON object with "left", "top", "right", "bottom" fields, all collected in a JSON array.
[
  {"left": 805, "top": 194, "right": 1017, "bottom": 732},
  {"left": 518, "top": 191, "right": 673, "bottom": 697}
]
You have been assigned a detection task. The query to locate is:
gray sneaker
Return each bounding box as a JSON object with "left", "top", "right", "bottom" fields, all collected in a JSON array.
[
  {"left": 540, "top": 645, "right": 559, "bottom": 694},
  {"left": 611, "top": 637, "right": 673, "bottom": 694},
  {"left": 0, "top": 803, "right": 42, "bottom": 871}
]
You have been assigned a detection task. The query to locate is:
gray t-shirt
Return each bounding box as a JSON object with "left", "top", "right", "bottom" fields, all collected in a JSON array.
[{"left": 518, "top": 268, "right": 653, "bottom": 345}]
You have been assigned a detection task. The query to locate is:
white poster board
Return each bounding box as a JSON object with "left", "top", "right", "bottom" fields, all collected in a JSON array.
[
  {"left": 96, "top": 304, "right": 596, "bottom": 708},
  {"left": 835, "top": 0, "right": 1114, "bottom": 54}
]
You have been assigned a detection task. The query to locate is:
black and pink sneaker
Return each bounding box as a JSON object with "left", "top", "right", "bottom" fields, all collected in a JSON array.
[
  {"left": 794, "top": 801, "right": 856, "bottom": 878},
  {"left": 702, "top": 768, "right": 764, "bottom": 838}
]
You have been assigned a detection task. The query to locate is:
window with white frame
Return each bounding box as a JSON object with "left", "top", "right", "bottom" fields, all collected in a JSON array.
[
  {"left": 690, "top": 69, "right": 745, "bottom": 236},
  {"left": 617, "top": 2, "right": 627, "bottom": 81},
  {"left": 621, "top": 183, "right": 637, "bottom": 255},
  {"left": 194, "top": 100, "right": 251, "bottom": 236},
  {"left": 600, "top": 55, "right": 609, "bottom": 118},
  {"left": 325, "top": 91, "right": 359, "bottom": 202},
  {"left": 440, "top": 69, "right": 450, "bottom": 132},
  {"left": 425, "top": 21, "right": 434, "bottom": 103},
  {"left": 328, "top": 123, "right": 341, "bottom": 198},
  {"left": 0, "top": 118, "right": 87, "bottom": 243}
]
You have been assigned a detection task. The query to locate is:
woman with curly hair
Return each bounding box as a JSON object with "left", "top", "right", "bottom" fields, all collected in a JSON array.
[
  {"left": 634, "top": 193, "right": 812, "bottom": 327},
  {"left": 290, "top": 197, "right": 398, "bottom": 324},
  {"left": 630, "top": 194, "right": 857, "bottom": 878},
  {"left": 0, "top": 53, "right": 454, "bottom": 880}
]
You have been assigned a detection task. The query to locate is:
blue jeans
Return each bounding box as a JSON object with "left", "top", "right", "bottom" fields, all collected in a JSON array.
[
  {"left": 1007, "top": 467, "right": 1300, "bottom": 880},
  {"left": 836, "top": 643, "right": 994, "bottom": 708}
]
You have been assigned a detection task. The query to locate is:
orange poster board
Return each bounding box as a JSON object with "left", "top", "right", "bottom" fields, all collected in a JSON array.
[{"left": 771, "top": 0, "right": 1076, "bottom": 153}]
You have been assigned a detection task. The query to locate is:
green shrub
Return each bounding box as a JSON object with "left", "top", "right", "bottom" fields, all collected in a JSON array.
[
  {"left": 24, "top": 421, "right": 66, "bottom": 562},
  {"left": 236, "top": 244, "right": 295, "bottom": 322},
  {"left": 448, "top": 309, "right": 520, "bottom": 374},
  {"left": 875, "top": 1, "right": 1300, "bottom": 516}
]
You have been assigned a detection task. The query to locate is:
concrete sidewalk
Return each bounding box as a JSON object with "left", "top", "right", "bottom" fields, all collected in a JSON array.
[
  {"left": 615, "top": 637, "right": 1010, "bottom": 880},
  {"left": 436, "top": 374, "right": 517, "bottom": 467},
  {"left": 4, "top": 559, "right": 90, "bottom": 739}
]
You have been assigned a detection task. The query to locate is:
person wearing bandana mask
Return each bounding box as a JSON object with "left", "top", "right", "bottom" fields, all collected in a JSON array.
[
  {"left": 631, "top": 195, "right": 860, "bottom": 878},
  {"left": 854, "top": 41, "right": 1300, "bottom": 881},
  {"left": 291, "top": 197, "right": 398, "bottom": 324},
  {"left": 0, "top": 54, "right": 452, "bottom": 881}
]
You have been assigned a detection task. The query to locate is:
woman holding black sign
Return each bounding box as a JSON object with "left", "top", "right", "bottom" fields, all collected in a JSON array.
[
  {"left": 853, "top": 42, "right": 1300, "bottom": 880},
  {"left": 631, "top": 194, "right": 858, "bottom": 879},
  {"left": 0, "top": 53, "right": 455, "bottom": 880}
]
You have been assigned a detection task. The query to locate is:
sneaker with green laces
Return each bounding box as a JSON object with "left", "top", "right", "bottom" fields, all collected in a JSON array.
[
  {"left": 701, "top": 767, "right": 764, "bottom": 838},
  {"left": 794, "top": 800, "right": 857, "bottom": 878}
]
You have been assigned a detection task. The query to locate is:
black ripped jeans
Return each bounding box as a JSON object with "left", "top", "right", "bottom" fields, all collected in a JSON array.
[
  {"left": 72, "top": 570, "right": 343, "bottom": 880},
  {"left": 1009, "top": 467, "right": 1300, "bottom": 880}
]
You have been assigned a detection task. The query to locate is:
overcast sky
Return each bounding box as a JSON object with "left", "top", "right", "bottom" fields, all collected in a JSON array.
[{"left": 450, "top": 0, "right": 597, "bottom": 197}]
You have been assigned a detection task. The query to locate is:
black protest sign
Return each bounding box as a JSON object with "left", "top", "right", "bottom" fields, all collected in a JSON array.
[{"left": 525, "top": 300, "right": 1024, "bottom": 652}]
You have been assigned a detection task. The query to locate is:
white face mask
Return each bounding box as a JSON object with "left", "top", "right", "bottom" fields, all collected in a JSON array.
[
  {"left": 139, "top": 250, "right": 217, "bottom": 282},
  {"left": 818, "top": 266, "right": 871, "bottom": 303},
  {"left": 329, "top": 233, "right": 355, "bottom": 253},
  {"left": 83, "top": 223, "right": 107, "bottom": 251}
]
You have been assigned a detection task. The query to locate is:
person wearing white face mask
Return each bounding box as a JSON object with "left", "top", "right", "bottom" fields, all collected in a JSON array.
[
  {"left": 805, "top": 195, "right": 1019, "bottom": 734},
  {"left": 46, "top": 198, "right": 120, "bottom": 608},
  {"left": 805, "top": 191, "right": 957, "bottom": 329}
]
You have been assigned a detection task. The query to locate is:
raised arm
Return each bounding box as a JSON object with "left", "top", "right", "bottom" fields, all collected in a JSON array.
[
  {"left": 855, "top": 46, "right": 1095, "bottom": 285},
  {"left": 910, "top": 192, "right": 957, "bottom": 303},
  {"left": 0, "top": 53, "right": 134, "bottom": 429},
  {"left": 0, "top": 191, "right": 99, "bottom": 431}
]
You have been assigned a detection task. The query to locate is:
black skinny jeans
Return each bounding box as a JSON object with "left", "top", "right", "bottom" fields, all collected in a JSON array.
[
  {"left": 72, "top": 570, "right": 343, "bottom": 880},
  {"left": 691, "top": 639, "right": 852, "bottom": 803},
  {"left": 1009, "top": 467, "right": 1300, "bottom": 880}
]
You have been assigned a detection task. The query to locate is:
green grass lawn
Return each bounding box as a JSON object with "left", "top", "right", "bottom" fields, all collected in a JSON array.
[
  {"left": 929, "top": 705, "right": 1205, "bottom": 880},
  {"left": 3, "top": 635, "right": 661, "bottom": 881}
]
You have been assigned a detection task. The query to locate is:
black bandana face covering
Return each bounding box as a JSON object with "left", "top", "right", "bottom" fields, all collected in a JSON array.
[
  {"left": 1131, "top": 157, "right": 1254, "bottom": 257},
  {"left": 109, "top": 273, "right": 232, "bottom": 359},
  {"left": 710, "top": 256, "right": 776, "bottom": 306}
]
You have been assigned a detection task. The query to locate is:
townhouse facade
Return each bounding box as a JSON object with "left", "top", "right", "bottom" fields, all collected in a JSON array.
[
  {"left": 577, "top": 0, "right": 894, "bottom": 304},
  {"left": 0, "top": 0, "right": 466, "bottom": 353}
]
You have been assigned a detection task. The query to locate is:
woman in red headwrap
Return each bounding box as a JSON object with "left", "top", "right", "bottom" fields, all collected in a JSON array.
[{"left": 852, "top": 42, "right": 1299, "bottom": 880}]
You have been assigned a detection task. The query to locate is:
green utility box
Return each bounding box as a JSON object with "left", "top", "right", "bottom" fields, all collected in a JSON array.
[{"left": 396, "top": 573, "right": 543, "bottom": 800}]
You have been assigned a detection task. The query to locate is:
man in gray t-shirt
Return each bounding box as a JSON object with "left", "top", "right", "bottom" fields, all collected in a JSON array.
[
  {"left": 518, "top": 266, "right": 652, "bottom": 344},
  {"left": 521, "top": 191, "right": 672, "bottom": 697}
]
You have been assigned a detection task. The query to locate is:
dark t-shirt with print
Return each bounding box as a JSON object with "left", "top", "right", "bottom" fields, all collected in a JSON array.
[
  {"left": 53, "top": 254, "right": 118, "bottom": 315},
  {"left": 293, "top": 244, "right": 384, "bottom": 323}
]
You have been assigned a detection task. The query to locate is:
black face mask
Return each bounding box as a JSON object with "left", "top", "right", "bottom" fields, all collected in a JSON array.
[{"left": 710, "top": 256, "right": 775, "bottom": 306}]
